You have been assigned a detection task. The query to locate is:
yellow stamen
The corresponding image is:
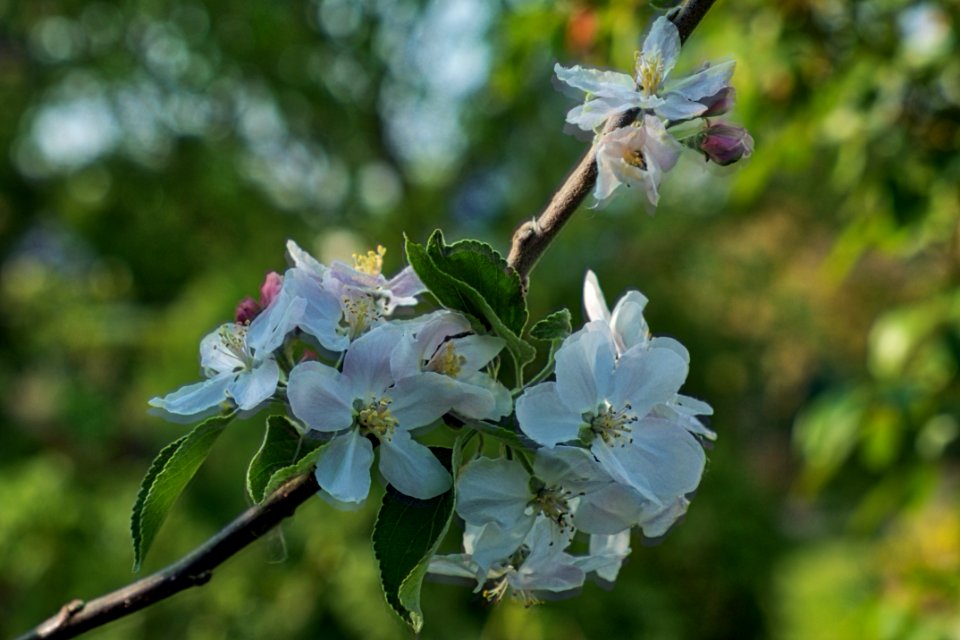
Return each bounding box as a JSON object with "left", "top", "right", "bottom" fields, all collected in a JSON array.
[
  {"left": 636, "top": 52, "right": 664, "bottom": 98},
  {"left": 430, "top": 341, "right": 466, "bottom": 378},
  {"left": 352, "top": 245, "right": 386, "bottom": 276},
  {"left": 622, "top": 148, "right": 647, "bottom": 170},
  {"left": 357, "top": 397, "right": 398, "bottom": 440}
]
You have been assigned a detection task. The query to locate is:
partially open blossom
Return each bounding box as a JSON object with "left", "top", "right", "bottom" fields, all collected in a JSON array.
[
  {"left": 390, "top": 311, "right": 512, "bottom": 420},
  {"left": 429, "top": 517, "right": 587, "bottom": 604},
  {"left": 516, "top": 322, "right": 706, "bottom": 516},
  {"left": 149, "top": 322, "right": 284, "bottom": 417},
  {"left": 698, "top": 122, "right": 754, "bottom": 166},
  {"left": 594, "top": 117, "right": 681, "bottom": 208}
]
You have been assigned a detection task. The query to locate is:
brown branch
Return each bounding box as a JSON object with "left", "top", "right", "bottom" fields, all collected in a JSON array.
[
  {"left": 506, "top": 0, "right": 719, "bottom": 280},
  {"left": 15, "top": 473, "right": 320, "bottom": 640}
]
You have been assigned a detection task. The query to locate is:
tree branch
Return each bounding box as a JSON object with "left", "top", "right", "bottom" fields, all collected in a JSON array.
[
  {"left": 506, "top": 0, "right": 718, "bottom": 280},
  {"left": 16, "top": 473, "right": 320, "bottom": 640}
]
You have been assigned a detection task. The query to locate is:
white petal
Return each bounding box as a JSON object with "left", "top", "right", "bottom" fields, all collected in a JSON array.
[
  {"left": 389, "top": 372, "right": 458, "bottom": 429},
  {"left": 649, "top": 336, "right": 689, "bottom": 363},
  {"left": 287, "top": 361, "right": 353, "bottom": 432},
  {"left": 655, "top": 93, "right": 708, "bottom": 121},
  {"left": 283, "top": 268, "right": 347, "bottom": 352},
  {"left": 554, "top": 324, "right": 617, "bottom": 413},
  {"left": 453, "top": 335, "right": 505, "bottom": 372},
  {"left": 668, "top": 59, "right": 736, "bottom": 101},
  {"left": 609, "top": 291, "right": 650, "bottom": 352},
  {"left": 582, "top": 270, "right": 611, "bottom": 324},
  {"left": 573, "top": 483, "right": 644, "bottom": 534},
  {"left": 285, "top": 239, "right": 326, "bottom": 278},
  {"left": 228, "top": 359, "right": 279, "bottom": 411},
  {"left": 592, "top": 418, "right": 705, "bottom": 504},
  {"left": 342, "top": 322, "right": 403, "bottom": 395},
  {"left": 640, "top": 115, "right": 682, "bottom": 172},
  {"left": 378, "top": 431, "right": 452, "bottom": 499},
  {"left": 385, "top": 266, "right": 426, "bottom": 309},
  {"left": 453, "top": 372, "right": 513, "bottom": 421},
  {"left": 516, "top": 382, "right": 585, "bottom": 448},
  {"left": 638, "top": 496, "right": 689, "bottom": 538},
  {"left": 246, "top": 291, "right": 307, "bottom": 356},
  {"left": 610, "top": 346, "right": 689, "bottom": 418},
  {"left": 566, "top": 97, "right": 636, "bottom": 131},
  {"left": 577, "top": 531, "right": 632, "bottom": 582},
  {"left": 456, "top": 457, "right": 532, "bottom": 529},
  {"left": 641, "top": 17, "right": 681, "bottom": 81},
  {"left": 148, "top": 374, "right": 232, "bottom": 416},
  {"left": 428, "top": 554, "right": 481, "bottom": 580},
  {"left": 314, "top": 430, "right": 374, "bottom": 504},
  {"left": 554, "top": 63, "right": 636, "bottom": 97},
  {"left": 593, "top": 146, "right": 623, "bottom": 206},
  {"left": 533, "top": 446, "right": 609, "bottom": 488},
  {"left": 469, "top": 521, "right": 529, "bottom": 576}
]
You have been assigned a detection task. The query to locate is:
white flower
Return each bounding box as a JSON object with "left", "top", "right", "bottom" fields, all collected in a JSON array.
[
  {"left": 149, "top": 322, "right": 282, "bottom": 417},
  {"left": 594, "top": 117, "right": 682, "bottom": 208},
  {"left": 390, "top": 311, "right": 512, "bottom": 420},
  {"left": 583, "top": 271, "right": 716, "bottom": 441},
  {"left": 429, "top": 516, "right": 586, "bottom": 604},
  {"left": 321, "top": 243, "right": 426, "bottom": 316},
  {"left": 286, "top": 322, "right": 459, "bottom": 504},
  {"left": 516, "top": 322, "right": 706, "bottom": 511},
  {"left": 555, "top": 17, "right": 736, "bottom": 130}
]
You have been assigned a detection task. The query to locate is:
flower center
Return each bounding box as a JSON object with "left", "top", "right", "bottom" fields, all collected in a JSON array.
[
  {"left": 635, "top": 52, "right": 664, "bottom": 98},
  {"left": 588, "top": 402, "right": 637, "bottom": 446},
  {"left": 341, "top": 291, "right": 383, "bottom": 338},
  {"left": 357, "top": 397, "right": 398, "bottom": 440},
  {"left": 622, "top": 148, "right": 647, "bottom": 170},
  {"left": 352, "top": 245, "right": 386, "bottom": 276},
  {"left": 532, "top": 485, "right": 574, "bottom": 529},
  {"left": 216, "top": 324, "right": 253, "bottom": 370},
  {"left": 428, "top": 341, "right": 466, "bottom": 378}
]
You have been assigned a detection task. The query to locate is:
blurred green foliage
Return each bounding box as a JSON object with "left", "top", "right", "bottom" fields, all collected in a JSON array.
[{"left": 1, "top": 0, "right": 958, "bottom": 638}]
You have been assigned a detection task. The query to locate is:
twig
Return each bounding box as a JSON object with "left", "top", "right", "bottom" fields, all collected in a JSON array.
[
  {"left": 16, "top": 473, "right": 319, "bottom": 640},
  {"left": 506, "top": 0, "right": 718, "bottom": 279}
]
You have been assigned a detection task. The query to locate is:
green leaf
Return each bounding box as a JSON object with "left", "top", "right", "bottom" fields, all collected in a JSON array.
[
  {"left": 131, "top": 412, "right": 233, "bottom": 571},
  {"left": 466, "top": 419, "right": 529, "bottom": 450},
  {"left": 261, "top": 438, "right": 326, "bottom": 498},
  {"left": 373, "top": 439, "right": 463, "bottom": 633},
  {"left": 529, "top": 308, "right": 573, "bottom": 342},
  {"left": 405, "top": 232, "right": 536, "bottom": 371},
  {"left": 246, "top": 416, "right": 310, "bottom": 503},
  {"left": 425, "top": 230, "right": 527, "bottom": 336}
]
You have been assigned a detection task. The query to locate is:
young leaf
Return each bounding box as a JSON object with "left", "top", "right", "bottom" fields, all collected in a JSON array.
[
  {"left": 261, "top": 439, "right": 327, "bottom": 498},
  {"left": 529, "top": 308, "right": 573, "bottom": 343},
  {"left": 247, "top": 416, "right": 307, "bottom": 503},
  {"left": 425, "top": 230, "right": 527, "bottom": 336},
  {"left": 373, "top": 440, "right": 463, "bottom": 633},
  {"left": 131, "top": 412, "right": 233, "bottom": 571},
  {"left": 405, "top": 233, "right": 536, "bottom": 371}
]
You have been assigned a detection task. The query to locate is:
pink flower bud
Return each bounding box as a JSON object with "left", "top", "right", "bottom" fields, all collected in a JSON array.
[
  {"left": 699, "top": 122, "right": 753, "bottom": 166},
  {"left": 699, "top": 86, "right": 736, "bottom": 117},
  {"left": 234, "top": 297, "right": 261, "bottom": 324},
  {"left": 259, "top": 271, "right": 283, "bottom": 307}
]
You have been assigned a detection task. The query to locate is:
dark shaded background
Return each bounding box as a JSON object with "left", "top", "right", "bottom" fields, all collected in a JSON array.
[{"left": 2, "top": 0, "right": 958, "bottom": 638}]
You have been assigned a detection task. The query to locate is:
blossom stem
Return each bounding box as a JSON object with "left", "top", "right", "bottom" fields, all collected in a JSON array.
[{"left": 506, "top": 0, "right": 718, "bottom": 281}]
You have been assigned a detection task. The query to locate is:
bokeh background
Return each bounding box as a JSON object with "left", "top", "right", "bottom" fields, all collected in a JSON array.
[{"left": 2, "top": 0, "right": 958, "bottom": 638}]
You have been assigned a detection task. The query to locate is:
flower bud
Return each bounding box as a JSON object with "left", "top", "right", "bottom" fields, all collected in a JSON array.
[
  {"left": 259, "top": 271, "right": 283, "bottom": 308},
  {"left": 699, "top": 86, "right": 736, "bottom": 117},
  {"left": 234, "top": 297, "right": 261, "bottom": 324},
  {"left": 698, "top": 122, "right": 753, "bottom": 166}
]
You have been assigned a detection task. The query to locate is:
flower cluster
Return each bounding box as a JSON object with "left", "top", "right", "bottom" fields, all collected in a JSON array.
[
  {"left": 429, "top": 271, "right": 714, "bottom": 603},
  {"left": 150, "top": 240, "right": 514, "bottom": 506},
  {"left": 150, "top": 240, "right": 713, "bottom": 606},
  {"left": 555, "top": 16, "right": 753, "bottom": 208}
]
